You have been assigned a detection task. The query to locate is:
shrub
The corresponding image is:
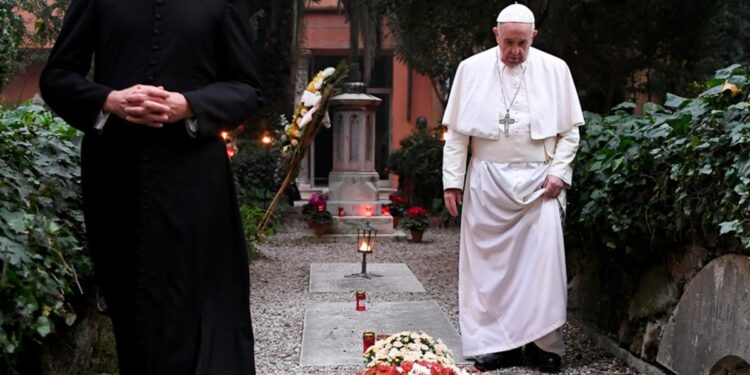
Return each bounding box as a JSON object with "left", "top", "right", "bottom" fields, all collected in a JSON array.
[
  {"left": 231, "top": 133, "right": 281, "bottom": 209},
  {"left": 387, "top": 130, "right": 443, "bottom": 209},
  {"left": 0, "top": 103, "right": 91, "bottom": 371},
  {"left": 0, "top": 6, "right": 23, "bottom": 91},
  {"left": 239, "top": 204, "right": 273, "bottom": 260},
  {"left": 386, "top": 193, "right": 408, "bottom": 218},
  {"left": 569, "top": 64, "right": 750, "bottom": 254}
]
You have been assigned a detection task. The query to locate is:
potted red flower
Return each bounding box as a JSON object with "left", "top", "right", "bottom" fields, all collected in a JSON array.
[
  {"left": 301, "top": 193, "right": 333, "bottom": 236},
  {"left": 401, "top": 206, "right": 429, "bottom": 242}
]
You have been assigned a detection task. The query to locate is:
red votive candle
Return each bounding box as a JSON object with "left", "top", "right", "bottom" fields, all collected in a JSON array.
[
  {"left": 363, "top": 331, "right": 375, "bottom": 352},
  {"left": 338, "top": 206, "right": 345, "bottom": 217},
  {"left": 356, "top": 290, "right": 367, "bottom": 311}
]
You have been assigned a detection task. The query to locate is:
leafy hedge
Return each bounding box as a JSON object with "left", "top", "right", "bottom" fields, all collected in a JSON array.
[
  {"left": 569, "top": 65, "right": 750, "bottom": 254},
  {"left": 0, "top": 104, "right": 90, "bottom": 368},
  {"left": 0, "top": 5, "right": 23, "bottom": 91},
  {"left": 387, "top": 130, "right": 444, "bottom": 209}
]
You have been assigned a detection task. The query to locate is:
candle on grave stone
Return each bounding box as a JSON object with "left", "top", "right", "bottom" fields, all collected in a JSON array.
[
  {"left": 363, "top": 331, "right": 376, "bottom": 352},
  {"left": 338, "top": 206, "right": 345, "bottom": 217},
  {"left": 356, "top": 290, "right": 367, "bottom": 311},
  {"left": 364, "top": 206, "right": 373, "bottom": 217}
]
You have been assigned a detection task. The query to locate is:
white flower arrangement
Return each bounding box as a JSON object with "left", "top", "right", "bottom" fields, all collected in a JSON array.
[
  {"left": 281, "top": 65, "right": 341, "bottom": 156},
  {"left": 363, "top": 330, "right": 454, "bottom": 368},
  {"left": 257, "top": 60, "right": 347, "bottom": 232}
]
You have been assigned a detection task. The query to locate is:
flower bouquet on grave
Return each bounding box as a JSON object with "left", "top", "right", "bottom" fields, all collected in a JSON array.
[
  {"left": 257, "top": 60, "right": 348, "bottom": 231},
  {"left": 357, "top": 331, "right": 478, "bottom": 375}
]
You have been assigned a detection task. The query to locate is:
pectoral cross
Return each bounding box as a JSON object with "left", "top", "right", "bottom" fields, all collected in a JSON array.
[{"left": 499, "top": 110, "right": 516, "bottom": 136}]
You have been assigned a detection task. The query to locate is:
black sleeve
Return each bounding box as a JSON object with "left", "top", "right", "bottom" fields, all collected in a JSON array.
[
  {"left": 183, "top": 0, "right": 265, "bottom": 141},
  {"left": 39, "top": 0, "right": 112, "bottom": 133}
]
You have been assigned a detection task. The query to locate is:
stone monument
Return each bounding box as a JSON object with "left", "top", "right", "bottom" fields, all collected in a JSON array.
[{"left": 326, "top": 83, "right": 393, "bottom": 234}]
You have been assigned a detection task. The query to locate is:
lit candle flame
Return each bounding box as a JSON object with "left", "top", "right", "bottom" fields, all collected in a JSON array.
[
  {"left": 358, "top": 239, "right": 372, "bottom": 252},
  {"left": 364, "top": 206, "right": 373, "bottom": 217},
  {"left": 261, "top": 135, "right": 272, "bottom": 145},
  {"left": 221, "top": 131, "right": 229, "bottom": 141}
]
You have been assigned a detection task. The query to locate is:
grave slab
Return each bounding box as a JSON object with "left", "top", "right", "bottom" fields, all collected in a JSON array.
[
  {"left": 309, "top": 263, "right": 426, "bottom": 293},
  {"left": 300, "top": 301, "right": 467, "bottom": 367}
]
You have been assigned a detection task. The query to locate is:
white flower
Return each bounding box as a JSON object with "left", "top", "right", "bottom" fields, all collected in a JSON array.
[
  {"left": 388, "top": 348, "right": 400, "bottom": 359},
  {"left": 409, "top": 363, "right": 431, "bottom": 375},
  {"left": 404, "top": 351, "right": 421, "bottom": 362},
  {"left": 301, "top": 90, "right": 321, "bottom": 107},
  {"left": 299, "top": 106, "right": 317, "bottom": 129},
  {"left": 393, "top": 341, "right": 403, "bottom": 348},
  {"left": 323, "top": 67, "right": 335, "bottom": 77}
]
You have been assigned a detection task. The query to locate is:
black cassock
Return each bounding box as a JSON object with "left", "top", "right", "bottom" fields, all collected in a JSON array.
[{"left": 39, "top": 0, "right": 262, "bottom": 374}]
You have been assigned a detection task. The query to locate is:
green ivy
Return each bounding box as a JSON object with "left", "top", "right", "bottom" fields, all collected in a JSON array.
[
  {"left": 569, "top": 64, "right": 750, "bottom": 254},
  {"left": 0, "top": 103, "right": 90, "bottom": 370},
  {"left": 239, "top": 204, "right": 273, "bottom": 261},
  {"left": 0, "top": 5, "right": 23, "bottom": 91}
]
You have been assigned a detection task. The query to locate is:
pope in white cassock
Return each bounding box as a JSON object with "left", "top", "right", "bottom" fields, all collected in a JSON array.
[{"left": 442, "top": 3, "right": 583, "bottom": 373}]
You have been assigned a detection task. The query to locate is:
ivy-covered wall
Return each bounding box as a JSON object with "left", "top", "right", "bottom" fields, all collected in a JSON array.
[{"left": 566, "top": 65, "right": 749, "bottom": 364}]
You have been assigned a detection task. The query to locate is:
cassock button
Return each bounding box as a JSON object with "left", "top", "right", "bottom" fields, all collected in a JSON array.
[
  {"left": 148, "top": 60, "right": 157, "bottom": 67},
  {"left": 147, "top": 75, "right": 155, "bottom": 82},
  {"left": 153, "top": 29, "right": 160, "bottom": 36},
  {"left": 155, "top": 13, "right": 163, "bottom": 20},
  {"left": 151, "top": 44, "right": 160, "bottom": 51},
  {"left": 156, "top": 0, "right": 165, "bottom": 5}
]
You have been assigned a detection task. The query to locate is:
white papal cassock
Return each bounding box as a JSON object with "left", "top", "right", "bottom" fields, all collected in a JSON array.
[{"left": 442, "top": 46, "right": 584, "bottom": 357}]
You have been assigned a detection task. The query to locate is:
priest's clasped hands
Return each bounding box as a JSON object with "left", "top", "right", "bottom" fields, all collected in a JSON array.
[{"left": 104, "top": 84, "right": 194, "bottom": 127}]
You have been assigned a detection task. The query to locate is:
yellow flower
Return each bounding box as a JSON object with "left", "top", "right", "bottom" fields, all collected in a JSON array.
[{"left": 723, "top": 81, "right": 742, "bottom": 96}]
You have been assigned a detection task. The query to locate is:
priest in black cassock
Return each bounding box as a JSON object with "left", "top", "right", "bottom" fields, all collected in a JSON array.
[{"left": 39, "top": 0, "right": 263, "bottom": 373}]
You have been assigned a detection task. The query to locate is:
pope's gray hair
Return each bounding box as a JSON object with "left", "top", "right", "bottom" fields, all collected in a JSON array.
[{"left": 497, "top": 22, "right": 536, "bottom": 30}]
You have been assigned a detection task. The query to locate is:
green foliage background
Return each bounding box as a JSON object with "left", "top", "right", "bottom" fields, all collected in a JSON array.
[
  {"left": 569, "top": 65, "right": 750, "bottom": 255},
  {"left": 369, "top": 0, "right": 750, "bottom": 113},
  {"left": 387, "top": 130, "right": 444, "bottom": 210},
  {"left": 0, "top": 104, "right": 90, "bottom": 371}
]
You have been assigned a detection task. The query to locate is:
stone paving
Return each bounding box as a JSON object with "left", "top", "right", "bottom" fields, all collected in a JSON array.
[{"left": 250, "top": 218, "right": 639, "bottom": 374}]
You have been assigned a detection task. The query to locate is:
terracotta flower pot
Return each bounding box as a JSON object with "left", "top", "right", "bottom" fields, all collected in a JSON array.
[
  {"left": 310, "top": 223, "right": 329, "bottom": 236},
  {"left": 410, "top": 229, "right": 424, "bottom": 243},
  {"left": 392, "top": 216, "right": 400, "bottom": 229}
]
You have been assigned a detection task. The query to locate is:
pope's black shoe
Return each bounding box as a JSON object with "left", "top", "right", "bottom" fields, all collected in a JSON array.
[
  {"left": 472, "top": 347, "right": 523, "bottom": 371},
  {"left": 525, "top": 342, "right": 562, "bottom": 373}
]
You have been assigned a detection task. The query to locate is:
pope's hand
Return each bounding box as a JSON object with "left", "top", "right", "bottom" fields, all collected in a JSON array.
[
  {"left": 444, "top": 188, "right": 463, "bottom": 217},
  {"left": 543, "top": 175, "right": 565, "bottom": 198}
]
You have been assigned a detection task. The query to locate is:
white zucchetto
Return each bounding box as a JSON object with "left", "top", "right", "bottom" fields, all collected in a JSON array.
[{"left": 496, "top": 3, "right": 535, "bottom": 24}]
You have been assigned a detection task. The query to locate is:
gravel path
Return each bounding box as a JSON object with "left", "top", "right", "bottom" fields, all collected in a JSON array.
[{"left": 250, "top": 217, "right": 637, "bottom": 375}]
